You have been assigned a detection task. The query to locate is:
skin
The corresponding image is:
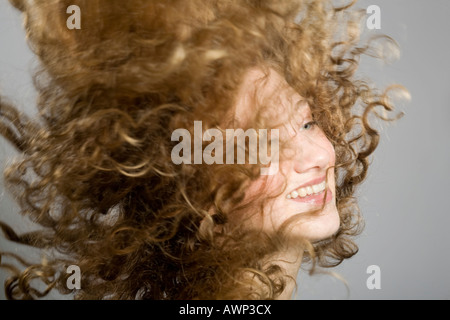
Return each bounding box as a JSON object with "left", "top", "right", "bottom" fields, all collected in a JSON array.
[{"left": 232, "top": 67, "right": 340, "bottom": 299}]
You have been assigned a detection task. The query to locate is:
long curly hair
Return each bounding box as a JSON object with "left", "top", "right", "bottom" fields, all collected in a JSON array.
[{"left": 0, "top": 0, "right": 405, "bottom": 299}]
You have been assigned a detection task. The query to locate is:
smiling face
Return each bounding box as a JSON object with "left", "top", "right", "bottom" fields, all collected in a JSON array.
[{"left": 232, "top": 67, "right": 340, "bottom": 242}]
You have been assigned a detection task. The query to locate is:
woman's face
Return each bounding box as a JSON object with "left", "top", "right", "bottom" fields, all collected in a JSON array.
[{"left": 233, "top": 68, "right": 340, "bottom": 242}]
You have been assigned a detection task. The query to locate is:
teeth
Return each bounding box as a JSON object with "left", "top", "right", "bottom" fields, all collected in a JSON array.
[
  {"left": 286, "top": 181, "right": 326, "bottom": 199},
  {"left": 298, "top": 188, "right": 307, "bottom": 197},
  {"left": 312, "top": 184, "right": 321, "bottom": 194}
]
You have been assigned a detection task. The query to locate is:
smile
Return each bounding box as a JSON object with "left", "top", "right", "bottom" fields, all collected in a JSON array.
[{"left": 286, "top": 180, "right": 326, "bottom": 199}]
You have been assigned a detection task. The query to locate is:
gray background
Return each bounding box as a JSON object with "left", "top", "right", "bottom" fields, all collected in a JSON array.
[{"left": 0, "top": 0, "right": 449, "bottom": 300}]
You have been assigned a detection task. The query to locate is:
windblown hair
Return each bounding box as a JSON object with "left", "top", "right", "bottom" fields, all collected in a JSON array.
[{"left": 0, "top": 0, "right": 404, "bottom": 299}]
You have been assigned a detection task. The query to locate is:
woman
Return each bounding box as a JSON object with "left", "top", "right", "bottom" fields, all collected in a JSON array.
[{"left": 0, "top": 0, "right": 404, "bottom": 299}]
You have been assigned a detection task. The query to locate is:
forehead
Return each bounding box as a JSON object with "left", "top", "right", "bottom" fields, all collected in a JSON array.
[{"left": 233, "top": 67, "right": 308, "bottom": 126}]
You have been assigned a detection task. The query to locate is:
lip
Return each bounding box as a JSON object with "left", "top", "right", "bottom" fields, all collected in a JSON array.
[{"left": 289, "top": 175, "right": 327, "bottom": 194}]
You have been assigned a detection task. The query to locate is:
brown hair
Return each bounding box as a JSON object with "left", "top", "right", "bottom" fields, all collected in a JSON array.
[{"left": 0, "top": 0, "right": 405, "bottom": 299}]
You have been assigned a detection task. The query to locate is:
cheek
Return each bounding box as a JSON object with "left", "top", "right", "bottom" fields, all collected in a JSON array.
[
  {"left": 244, "top": 174, "right": 286, "bottom": 204},
  {"left": 236, "top": 170, "right": 289, "bottom": 227}
]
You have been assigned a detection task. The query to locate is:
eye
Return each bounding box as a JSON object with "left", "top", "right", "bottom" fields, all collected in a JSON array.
[{"left": 301, "top": 121, "right": 317, "bottom": 131}]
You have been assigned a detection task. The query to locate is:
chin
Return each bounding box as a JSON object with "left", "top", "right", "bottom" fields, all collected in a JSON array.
[{"left": 288, "top": 205, "right": 341, "bottom": 242}]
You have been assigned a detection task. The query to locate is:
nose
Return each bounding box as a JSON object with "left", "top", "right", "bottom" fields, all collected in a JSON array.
[{"left": 292, "top": 133, "right": 332, "bottom": 174}]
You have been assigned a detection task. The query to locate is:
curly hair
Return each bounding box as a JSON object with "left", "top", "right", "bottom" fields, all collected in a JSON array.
[{"left": 0, "top": 0, "right": 405, "bottom": 299}]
